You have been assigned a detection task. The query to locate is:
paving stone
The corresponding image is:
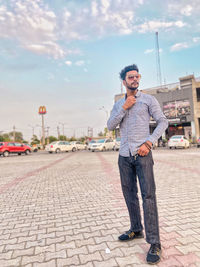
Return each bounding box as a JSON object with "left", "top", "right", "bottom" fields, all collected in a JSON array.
[
  {"left": 35, "top": 244, "right": 55, "bottom": 255},
  {"left": 12, "top": 247, "right": 34, "bottom": 258},
  {"left": 93, "top": 258, "right": 118, "bottom": 267},
  {"left": 45, "top": 249, "right": 66, "bottom": 261},
  {"left": 57, "top": 255, "right": 80, "bottom": 266},
  {"left": 79, "top": 251, "right": 102, "bottom": 265},
  {"left": 33, "top": 259, "right": 56, "bottom": 267}
]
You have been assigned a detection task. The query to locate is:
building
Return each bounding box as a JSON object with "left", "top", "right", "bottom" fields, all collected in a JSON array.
[{"left": 114, "top": 74, "right": 200, "bottom": 141}]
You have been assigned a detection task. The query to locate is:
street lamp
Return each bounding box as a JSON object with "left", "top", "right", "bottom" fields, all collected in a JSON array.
[{"left": 99, "top": 106, "right": 108, "bottom": 121}]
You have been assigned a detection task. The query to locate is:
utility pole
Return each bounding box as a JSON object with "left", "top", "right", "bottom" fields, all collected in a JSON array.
[
  {"left": 155, "top": 32, "right": 162, "bottom": 87},
  {"left": 13, "top": 125, "right": 16, "bottom": 142},
  {"left": 59, "top": 122, "right": 66, "bottom": 137},
  {"left": 57, "top": 126, "right": 60, "bottom": 140},
  {"left": 46, "top": 127, "right": 50, "bottom": 145}
]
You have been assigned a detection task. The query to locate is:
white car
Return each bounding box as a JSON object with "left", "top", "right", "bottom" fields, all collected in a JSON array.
[
  {"left": 87, "top": 140, "right": 96, "bottom": 150},
  {"left": 90, "top": 139, "right": 115, "bottom": 152},
  {"left": 168, "top": 135, "right": 190, "bottom": 149},
  {"left": 45, "top": 141, "right": 76, "bottom": 153},
  {"left": 114, "top": 137, "right": 121, "bottom": 151},
  {"left": 70, "top": 141, "right": 86, "bottom": 150}
]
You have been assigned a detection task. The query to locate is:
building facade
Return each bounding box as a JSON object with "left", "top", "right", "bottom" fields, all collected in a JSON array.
[{"left": 114, "top": 75, "right": 200, "bottom": 142}]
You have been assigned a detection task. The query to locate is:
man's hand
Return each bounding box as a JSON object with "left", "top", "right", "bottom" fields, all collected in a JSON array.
[
  {"left": 137, "top": 141, "right": 152, "bottom": 156},
  {"left": 122, "top": 96, "right": 136, "bottom": 110}
]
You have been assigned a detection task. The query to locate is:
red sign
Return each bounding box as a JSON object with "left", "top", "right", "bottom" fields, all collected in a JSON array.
[{"left": 38, "top": 106, "right": 47, "bottom": 115}]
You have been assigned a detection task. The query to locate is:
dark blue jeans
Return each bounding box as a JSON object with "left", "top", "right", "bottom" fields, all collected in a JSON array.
[{"left": 118, "top": 151, "right": 160, "bottom": 244}]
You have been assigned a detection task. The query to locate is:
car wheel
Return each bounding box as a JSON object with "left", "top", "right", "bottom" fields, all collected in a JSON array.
[
  {"left": 102, "top": 147, "right": 106, "bottom": 152},
  {"left": 72, "top": 147, "right": 76, "bottom": 152},
  {"left": 92, "top": 150, "right": 94, "bottom": 152},
  {"left": 169, "top": 147, "right": 172, "bottom": 149},
  {"left": 18, "top": 153, "right": 21, "bottom": 156},
  {"left": 25, "top": 150, "right": 31, "bottom": 155},
  {"left": 49, "top": 151, "right": 53, "bottom": 154},
  {"left": 56, "top": 148, "right": 61, "bottom": 153},
  {"left": 3, "top": 151, "right": 9, "bottom": 157}
]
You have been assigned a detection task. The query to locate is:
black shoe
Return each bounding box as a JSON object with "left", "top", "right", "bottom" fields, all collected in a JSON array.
[
  {"left": 118, "top": 230, "right": 144, "bottom": 241},
  {"left": 146, "top": 244, "right": 162, "bottom": 265}
]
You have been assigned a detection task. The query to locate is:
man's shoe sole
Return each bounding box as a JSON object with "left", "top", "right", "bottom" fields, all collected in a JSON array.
[
  {"left": 118, "top": 234, "right": 144, "bottom": 242},
  {"left": 146, "top": 251, "right": 162, "bottom": 265}
]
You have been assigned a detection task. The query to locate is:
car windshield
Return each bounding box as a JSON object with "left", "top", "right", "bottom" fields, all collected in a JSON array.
[
  {"left": 51, "top": 142, "right": 57, "bottom": 145},
  {"left": 0, "top": 143, "right": 4, "bottom": 146},
  {"left": 97, "top": 139, "right": 105, "bottom": 143},
  {"left": 89, "top": 140, "right": 96, "bottom": 144},
  {"left": 170, "top": 136, "right": 183, "bottom": 139},
  {"left": 116, "top": 138, "right": 121, "bottom": 141}
]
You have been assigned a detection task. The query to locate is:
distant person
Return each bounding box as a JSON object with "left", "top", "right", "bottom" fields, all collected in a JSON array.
[{"left": 107, "top": 64, "right": 168, "bottom": 265}]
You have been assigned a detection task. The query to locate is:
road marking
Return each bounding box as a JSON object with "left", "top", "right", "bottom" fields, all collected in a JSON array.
[{"left": 0, "top": 154, "right": 74, "bottom": 194}]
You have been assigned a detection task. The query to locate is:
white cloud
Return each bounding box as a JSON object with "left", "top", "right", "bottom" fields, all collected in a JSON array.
[
  {"left": 137, "top": 20, "right": 186, "bottom": 33},
  {"left": 65, "top": 61, "right": 72, "bottom": 66},
  {"left": 180, "top": 5, "right": 193, "bottom": 16},
  {"left": 170, "top": 42, "right": 189, "bottom": 51},
  {"left": 144, "top": 49, "right": 154, "bottom": 54},
  {"left": 193, "top": 37, "right": 200, "bottom": 43}
]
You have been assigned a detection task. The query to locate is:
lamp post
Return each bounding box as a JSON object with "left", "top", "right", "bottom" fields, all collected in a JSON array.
[{"left": 99, "top": 106, "right": 109, "bottom": 137}]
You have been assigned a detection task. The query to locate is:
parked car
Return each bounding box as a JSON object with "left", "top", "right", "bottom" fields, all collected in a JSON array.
[
  {"left": 114, "top": 137, "right": 121, "bottom": 151},
  {"left": 0, "top": 142, "right": 31, "bottom": 157},
  {"left": 45, "top": 141, "right": 76, "bottom": 153},
  {"left": 168, "top": 135, "right": 190, "bottom": 149},
  {"left": 87, "top": 140, "right": 96, "bottom": 150},
  {"left": 90, "top": 139, "right": 115, "bottom": 152},
  {"left": 70, "top": 141, "right": 87, "bottom": 150},
  {"left": 23, "top": 144, "right": 38, "bottom": 152},
  {"left": 197, "top": 137, "right": 200, "bottom": 148}
]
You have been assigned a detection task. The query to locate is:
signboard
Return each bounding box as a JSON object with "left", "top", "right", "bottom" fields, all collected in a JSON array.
[
  {"left": 163, "top": 99, "right": 190, "bottom": 119},
  {"left": 38, "top": 106, "right": 47, "bottom": 115}
]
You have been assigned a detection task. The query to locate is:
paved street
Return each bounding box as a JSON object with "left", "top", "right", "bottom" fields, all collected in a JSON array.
[{"left": 0, "top": 148, "right": 200, "bottom": 267}]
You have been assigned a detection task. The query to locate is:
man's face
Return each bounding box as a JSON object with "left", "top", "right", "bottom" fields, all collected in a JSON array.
[{"left": 123, "top": 70, "right": 141, "bottom": 91}]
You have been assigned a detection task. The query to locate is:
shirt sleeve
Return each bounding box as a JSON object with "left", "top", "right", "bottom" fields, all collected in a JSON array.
[
  {"left": 147, "top": 96, "right": 168, "bottom": 144},
  {"left": 107, "top": 102, "right": 127, "bottom": 131}
]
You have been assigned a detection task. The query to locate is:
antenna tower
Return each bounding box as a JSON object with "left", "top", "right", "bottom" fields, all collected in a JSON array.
[{"left": 155, "top": 32, "right": 162, "bottom": 86}]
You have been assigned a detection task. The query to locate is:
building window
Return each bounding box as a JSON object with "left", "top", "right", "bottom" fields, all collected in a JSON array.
[{"left": 196, "top": 88, "right": 200, "bottom": 102}]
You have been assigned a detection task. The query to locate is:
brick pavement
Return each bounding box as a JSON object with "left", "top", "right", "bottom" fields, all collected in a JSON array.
[{"left": 0, "top": 148, "right": 200, "bottom": 266}]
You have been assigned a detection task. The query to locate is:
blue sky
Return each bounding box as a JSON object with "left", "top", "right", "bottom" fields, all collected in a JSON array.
[{"left": 0, "top": 0, "right": 200, "bottom": 140}]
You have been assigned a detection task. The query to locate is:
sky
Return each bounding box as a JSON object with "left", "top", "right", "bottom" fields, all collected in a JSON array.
[{"left": 0, "top": 0, "right": 200, "bottom": 140}]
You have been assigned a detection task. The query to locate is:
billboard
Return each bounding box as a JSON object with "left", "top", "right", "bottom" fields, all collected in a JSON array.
[{"left": 163, "top": 99, "right": 190, "bottom": 119}]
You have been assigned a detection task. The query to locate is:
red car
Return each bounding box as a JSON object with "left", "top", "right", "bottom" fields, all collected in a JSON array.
[{"left": 0, "top": 142, "right": 31, "bottom": 157}]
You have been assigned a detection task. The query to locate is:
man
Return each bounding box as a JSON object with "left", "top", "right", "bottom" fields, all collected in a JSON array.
[{"left": 107, "top": 64, "right": 168, "bottom": 264}]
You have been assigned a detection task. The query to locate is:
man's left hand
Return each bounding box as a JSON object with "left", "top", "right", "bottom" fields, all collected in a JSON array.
[{"left": 137, "top": 141, "right": 152, "bottom": 156}]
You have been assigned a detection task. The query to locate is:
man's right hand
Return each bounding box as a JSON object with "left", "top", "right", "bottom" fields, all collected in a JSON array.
[{"left": 122, "top": 96, "right": 136, "bottom": 110}]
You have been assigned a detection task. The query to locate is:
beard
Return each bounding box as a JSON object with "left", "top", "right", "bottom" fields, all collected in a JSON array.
[{"left": 125, "top": 81, "right": 139, "bottom": 91}]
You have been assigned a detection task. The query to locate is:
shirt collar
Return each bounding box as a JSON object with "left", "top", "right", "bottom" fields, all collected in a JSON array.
[{"left": 125, "top": 90, "right": 141, "bottom": 99}]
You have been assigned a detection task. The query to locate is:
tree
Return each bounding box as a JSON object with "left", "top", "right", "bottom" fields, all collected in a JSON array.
[
  {"left": 69, "top": 136, "right": 76, "bottom": 141},
  {"left": 31, "top": 134, "right": 40, "bottom": 145},
  {"left": 98, "top": 131, "right": 104, "bottom": 137},
  {"left": 104, "top": 127, "right": 108, "bottom": 137},
  {"left": 49, "top": 136, "right": 57, "bottom": 143},
  {"left": 9, "top": 131, "right": 23, "bottom": 142},
  {"left": 59, "top": 135, "right": 67, "bottom": 141},
  {"left": 2, "top": 133, "right": 11, "bottom": 142}
]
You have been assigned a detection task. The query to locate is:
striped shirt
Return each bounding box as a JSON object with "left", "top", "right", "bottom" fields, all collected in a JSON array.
[{"left": 107, "top": 90, "right": 168, "bottom": 157}]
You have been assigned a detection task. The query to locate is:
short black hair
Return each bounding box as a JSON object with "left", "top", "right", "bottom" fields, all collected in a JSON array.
[{"left": 119, "top": 64, "right": 139, "bottom": 80}]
